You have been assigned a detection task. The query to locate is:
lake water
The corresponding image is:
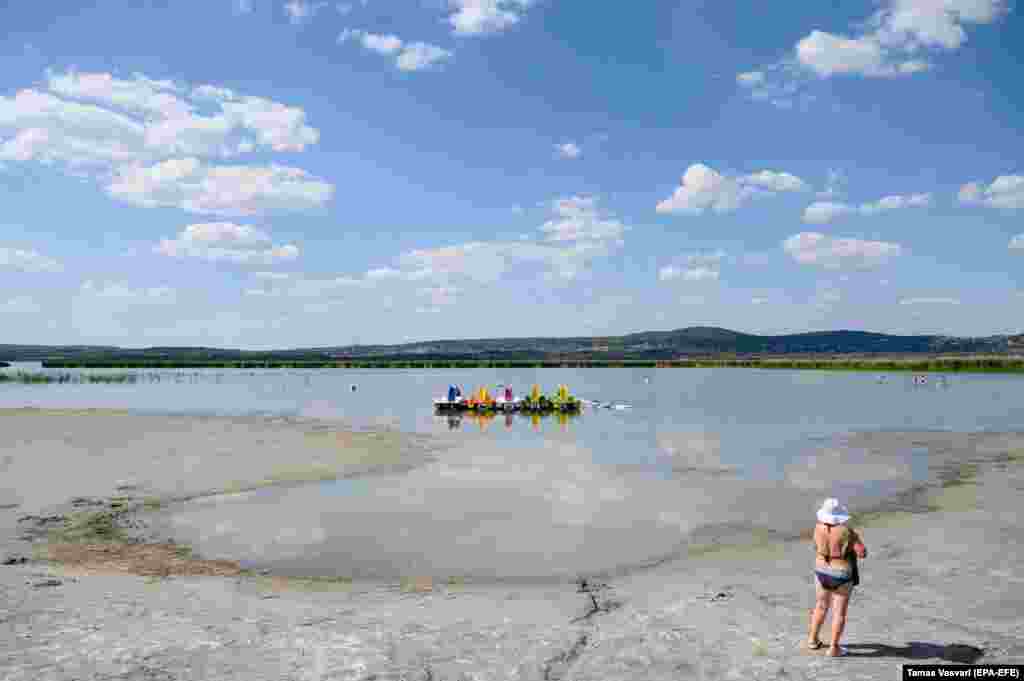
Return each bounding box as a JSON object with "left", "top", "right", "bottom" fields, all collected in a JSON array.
[{"left": 5, "top": 363, "right": 1024, "bottom": 581}]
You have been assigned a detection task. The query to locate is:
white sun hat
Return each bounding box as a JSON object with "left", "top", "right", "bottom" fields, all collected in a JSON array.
[{"left": 816, "top": 498, "right": 851, "bottom": 525}]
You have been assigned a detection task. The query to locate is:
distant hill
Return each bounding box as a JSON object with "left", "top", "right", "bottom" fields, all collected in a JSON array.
[{"left": 3, "top": 327, "right": 1022, "bottom": 362}]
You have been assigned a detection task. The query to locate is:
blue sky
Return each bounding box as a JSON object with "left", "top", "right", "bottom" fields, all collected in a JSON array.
[{"left": 1, "top": 0, "right": 1022, "bottom": 348}]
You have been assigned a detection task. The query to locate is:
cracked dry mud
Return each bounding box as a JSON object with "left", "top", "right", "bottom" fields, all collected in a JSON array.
[{"left": 2, "top": 410, "right": 1024, "bottom": 680}]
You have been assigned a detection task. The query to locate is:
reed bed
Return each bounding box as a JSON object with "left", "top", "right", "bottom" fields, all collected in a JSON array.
[
  {"left": 32, "top": 356, "right": 1024, "bottom": 372},
  {"left": 655, "top": 357, "right": 1024, "bottom": 372},
  {"left": 0, "top": 371, "right": 146, "bottom": 384}
]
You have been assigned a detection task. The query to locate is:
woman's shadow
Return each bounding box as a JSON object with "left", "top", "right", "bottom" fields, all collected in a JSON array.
[{"left": 844, "top": 642, "right": 984, "bottom": 663}]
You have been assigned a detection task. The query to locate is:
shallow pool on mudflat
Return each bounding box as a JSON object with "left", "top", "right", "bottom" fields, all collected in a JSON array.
[{"left": 155, "top": 431, "right": 966, "bottom": 582}]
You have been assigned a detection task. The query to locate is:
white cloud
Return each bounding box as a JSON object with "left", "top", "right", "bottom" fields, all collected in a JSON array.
[
  {"left": 804, "top": 193, "right": 932, "bottom": 223},
  {"left": 179, "top": 222, "right": 271, "bottom": 245},
  {"left": 1010, "top": 234, "right": 1024, "bottom": 250},
  {"left": 751, "top": 297, "right": 769, "bottom": 305},
  {"left": 860, "top": 192, "right": 932, "bottom": 214},
  {"left": 783, "top": 232, "right": 902, "bottom": 269},
  {"left": 958, "top": 175, "right": 1024, "bottom": 209},
  {"left": 0, "top": 88, "right": 148, "bottom": 168},
  {"left": 343, "top": 196, "right": 629, "bottom": 288},
  {"left": 899, "top": 297, "right": 961, "bottom": 305},
  {"left": 5, "top": 71, "right": 321, "bottom": 161},
  {"left": 156, "top": 222, "right": 300, "bottom": 265},
  {"left": 539, "top": 196, "right": 627, "bottom": 243},
  {"left": 284, "top": 0, "right": 327, "bottom": 24},
  {"left": 340, "top": 31, "right": 452, "bottom": 71},
  {"left": 0, "top": 246, "right": 62, "bottom": 273},
  {"left": 735, "top": 62, "right": 810, "bottom": 109},
  {"left": 1, "top": 71, "right": 324, "bottom": 214},
  {"left": 235, "top": 0, "right": 254, "bottom": 13},
  {"left": 739, "top": 0, "right": 1009, "bottom": 105},
  {"left": 355, "top": 32, "right": 403, "bottom": 54},
  {"left": 47, "top": 71, "right": 190, "bottom": 119},
  {"left": 447, "top": 0, "right": 534, "bottom": 36},
  {"left": 656, "top": 163, "right": 807, "bottom": 215},
  {"left": 396, "top": 43, "right": 454, "bottom": 72},
  {"left": 245, "top": 196, "right": 628, "bottom": 305},
  {"left": 80, "top": 280, "right": 176, "bottom": 303},
  {"left": 803, "top": 201, "right": 856, "bottom": 224},
  {"left": 106, "top": 158, "right": 333, "bottom": 216},
  {"left": 796, "top": 31, "right": 894, "bottom": 78},
  {"left": 743, "top": 170, "right": 809, "bottom": 193},
  {"left": 659, "top": 251, "right": 726, "bottom": 282},
  {"left": 555, "top": 142, "right": 581, "bottom": 159}
]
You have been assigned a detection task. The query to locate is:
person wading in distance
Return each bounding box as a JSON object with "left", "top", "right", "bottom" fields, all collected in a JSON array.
[{"left": 806, "top": 498, "right": 868, "bottom": 657}]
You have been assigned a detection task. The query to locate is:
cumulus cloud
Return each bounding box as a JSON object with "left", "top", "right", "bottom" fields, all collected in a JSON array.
[
  {"left": 284, "top": 0, "right": 327, "bottom": 24},
  {"left": 273, "top": 195, "right": 632, "bottom": 296},
  {"left": 0, "top": 246, "right": 62, "bottom": 273},
  {"left": 247, "top": 196, "right": 628, "bottom": 309},
  {"left": 0, "top": 71, "right": 320, "bottom": 166},
  {"left": 396, "top": 43, "right": 454, "bottom": 72},
  {"left": 0, "top": 70, "right": 327, "bottom": 216},
  {"left": 539, "top": 196, "right": 627, "bottom": 244},
  {"left": 803, "top": 193, "right": 932, "bottom": 223},
  {"left": 860, "top": 193, "right": 932, "bottom": 215},
  {"left": 106, "top": 158, "right": 333, "bottom": 216},
  {"left": 739, "top": 0, "right": 1009, "bottom": 106},
  {"left": 447, "top": 0, "right": 534, "bottom": 35},
  {"left": 555, "top": 142, "right": 581, "bottom": 159},
  {"left": 802, "top": 201, "right": 856, "bottom": 224},
  {"left": 656, "top": 163, "right": 808, "bottom": 215},
  {"left": 743, "top": 170, "right": 809, "bottom": 193},
  {"left": 1011, "top": 234, "right": 1024, "bottom": 250},
  {"left": 659, "top": 251, "right": 726, "bottom": 283},
  {"left": 339, "top": 30, "right": 452, "bottom": 71},
  {"left": 156, "top": 222, "right": 300, "bottom": 265},
  {"left": 958, "top": 175, "right": 1024, "bottom": 209},
  {"left": 783, "top": 232, "right": 902, "bottom": 269}
]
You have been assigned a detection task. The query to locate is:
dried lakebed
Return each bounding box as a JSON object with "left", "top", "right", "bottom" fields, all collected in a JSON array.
[{"left": 2, "top": 409, "right": 1023, "bottom": 680}]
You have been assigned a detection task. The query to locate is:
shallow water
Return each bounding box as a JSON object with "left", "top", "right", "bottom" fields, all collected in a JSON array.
[{"left": 5, "top": 363, "right": 1024, "bottom": 580}]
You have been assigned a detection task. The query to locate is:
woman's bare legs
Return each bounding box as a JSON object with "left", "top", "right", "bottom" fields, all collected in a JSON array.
[
  {"left": 828, "top": 586, "right": 852, "bottom": 656},
  {"left": 807, "top": 581, "right": 831, "bottom": 647}
]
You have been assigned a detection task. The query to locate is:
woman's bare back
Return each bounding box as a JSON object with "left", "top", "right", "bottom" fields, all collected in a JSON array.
[{"left": 812, "top": 523, "right": 865, "bottom": 570}]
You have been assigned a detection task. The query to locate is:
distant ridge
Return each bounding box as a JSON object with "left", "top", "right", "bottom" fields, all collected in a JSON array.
[{"left": 3, "top": 327, "right": 1023, "bottom": 361}]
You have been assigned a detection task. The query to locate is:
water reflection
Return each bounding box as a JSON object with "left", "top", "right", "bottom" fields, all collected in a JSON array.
[{"left": 439, "top": 409, "right": 582, "bottom": 432}]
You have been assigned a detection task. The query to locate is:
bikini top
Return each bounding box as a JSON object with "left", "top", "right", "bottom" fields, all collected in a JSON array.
[{"left": 815, "top": 523, "right": 851, "bottom": 564}]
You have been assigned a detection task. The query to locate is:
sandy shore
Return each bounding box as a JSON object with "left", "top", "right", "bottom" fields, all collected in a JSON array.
[{"left": 2, "top": 408, "right": 1023, "bottom": 680}]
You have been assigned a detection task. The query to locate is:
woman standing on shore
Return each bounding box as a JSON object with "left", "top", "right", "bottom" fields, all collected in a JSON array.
[{"left": 806, "top": 498, "right": 867, "bottom": 657}]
